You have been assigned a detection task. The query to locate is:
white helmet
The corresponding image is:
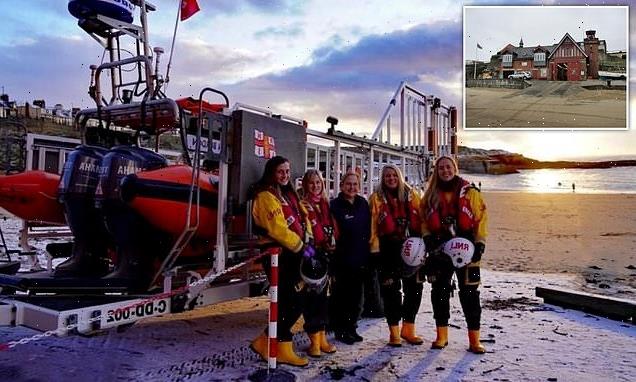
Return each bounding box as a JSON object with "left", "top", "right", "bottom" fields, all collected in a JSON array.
[
  {"left": 300, "top": 255, "right": 328, "bottom": 293},
  {"left": 401, "top": 237, "right": 427, "bottom": 277},
  {"left": 443, "top": 237, "right": 475, "bottom": 268}
]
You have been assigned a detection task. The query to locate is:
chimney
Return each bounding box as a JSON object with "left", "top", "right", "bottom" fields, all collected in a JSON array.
[{"left": 584, "top": 30, "right": 600, "bottom": 79}]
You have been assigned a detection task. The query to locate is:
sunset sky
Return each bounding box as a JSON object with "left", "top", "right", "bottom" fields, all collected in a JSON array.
[{"left": 1, "top": 0, "right": 634, "bottom": 161}]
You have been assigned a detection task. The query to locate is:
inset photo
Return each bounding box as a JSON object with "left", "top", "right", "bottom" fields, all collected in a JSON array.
[{"left": 464, "top": 5, "right": 628, "bottom": 129}]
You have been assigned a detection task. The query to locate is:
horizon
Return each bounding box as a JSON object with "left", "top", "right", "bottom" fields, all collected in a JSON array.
[{"left": 1, "top": 0, "right": 634, "bottom": 160}]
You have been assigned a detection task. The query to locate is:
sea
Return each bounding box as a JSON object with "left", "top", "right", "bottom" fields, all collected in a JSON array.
[{"left": 462, "top": 166, "right": 636, "bottom": 194}]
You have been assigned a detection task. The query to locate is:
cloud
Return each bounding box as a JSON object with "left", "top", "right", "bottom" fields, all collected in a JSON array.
[
  {"left": 166, "top": 39, "right": 272, "bottom": 91},
  {"left": 212, "top": 20, "right": 463, "bottom": 134},
  {"left": 0, "top": 35, "right": 103, "bottom": 106},
  {"left": 178, "top": 0, "right": 302, "bottom": 15},
  {"left": 254, "top": 23, "right": 305, "bottom": 40}
]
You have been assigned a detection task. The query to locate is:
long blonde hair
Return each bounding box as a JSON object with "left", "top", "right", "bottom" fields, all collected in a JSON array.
[
  {"left": 301, "top": 169, "right": 328, "bottom": 201},
  {"left": 376, "top": 164, "right": 411, "bottom": 203},
  {"left": 423, "top": 155, "right": 459, "bottom": 211}
]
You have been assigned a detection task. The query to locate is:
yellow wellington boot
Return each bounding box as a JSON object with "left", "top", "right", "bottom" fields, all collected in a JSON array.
[
  {"left": 249, "top": 332, "right": 269, "bottom": 362},
  {"left": 319, "top": 330, "right": 337, "bottom": 354},
  {"left": 468, "top": 330, "right": 486, "bottom": 354},
  {"left": 400, "top": 322, "right": 423, "bottom": 345},
  {"left": 307, "top": 332, "right": 322, "bottom": 358},
  {"left": 431, "top": 326, "right": 449, "bottom": 349},
  {"left": 388, "top": 325, "right": 402, "bottom": 347},
  {"left": 277, "top": 341, "right": 309, "bottom": 367}
]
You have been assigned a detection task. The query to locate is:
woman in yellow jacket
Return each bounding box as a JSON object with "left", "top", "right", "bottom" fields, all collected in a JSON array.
[
  {"left": 421, "top": 155, "right": 488, "bottom": 354},
  {"left": 249, "top": 156, "right": 314, "bottom": 367},
  {"left": 369, "top": 164, "right": 424, "bottom": 347}
]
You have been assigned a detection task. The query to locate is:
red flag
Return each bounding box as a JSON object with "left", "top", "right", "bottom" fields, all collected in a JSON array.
[{"left": 180, "top": 0, "right": 200, "bottom": 21}]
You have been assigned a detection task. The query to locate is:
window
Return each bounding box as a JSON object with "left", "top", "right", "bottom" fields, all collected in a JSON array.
[
  {"left": 502, "top": 54, "right": 513, "bottom": 67},
  {"left": 44, "top": 150, "right": 60, "bottom": 174},
  {"left": 522, "top": 61, "right": 528, "bottom": 66},
  {"left": 534, "top": 52, "right": 545, "bottom": 62},
  {"left": 32, "top": 149, "right": 40, "bottom": 170}
]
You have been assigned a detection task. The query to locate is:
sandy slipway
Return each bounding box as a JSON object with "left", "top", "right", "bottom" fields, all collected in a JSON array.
[{"left": 0, "top": 270, "right": 634, "bottom": 382}]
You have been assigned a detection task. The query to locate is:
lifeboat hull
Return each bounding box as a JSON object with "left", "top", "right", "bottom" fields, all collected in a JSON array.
[
  {"left": 120, "top": 165, "right": 218, "bottom": 240},
  {"left": 0, "top": 171, "right": 66, "bottom": 225}
]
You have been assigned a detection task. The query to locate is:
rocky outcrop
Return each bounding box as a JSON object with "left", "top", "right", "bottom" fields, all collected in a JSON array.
[
  {"left": 458, "top": 146, "right": 636, "bottom": 174},
  {"left": 457, "top": 155, "right": 518, "bottom": 174}
]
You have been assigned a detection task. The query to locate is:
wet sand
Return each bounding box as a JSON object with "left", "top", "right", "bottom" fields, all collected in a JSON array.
[
  {"left": 3, "top": 192, "right": 636, "bottom": 296},
  {"left": 483, "top": 192, "right": 636, "bottom": 296}
]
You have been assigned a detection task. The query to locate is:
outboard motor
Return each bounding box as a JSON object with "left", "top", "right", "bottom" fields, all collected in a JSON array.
[
  {"left": 96, "top": 145, "right": 167, "bottom": 290},
  {"left": 55, "top": 145, "right": 110, "bottom": 277}
]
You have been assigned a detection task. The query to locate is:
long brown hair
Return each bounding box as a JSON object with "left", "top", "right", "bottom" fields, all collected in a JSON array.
[
  {"left": 375, "top": 164, "right": 411, "bottom": 203},
  {"left": 250, "top": 156, "right": 298, "bottom": 200},
  {"left": 422, "top": 155, "right": 459, "bottom": 211}
]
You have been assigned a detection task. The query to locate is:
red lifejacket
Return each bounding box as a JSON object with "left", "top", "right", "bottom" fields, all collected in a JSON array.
[
  {"left": 275, "top": 188, "right": 305, "bottom": 239},
  {"left": 425, "top": 179, "right": 475, "bottom": 235},
  {"left": 303, "top": 198, "right": 337, "bottom": 247},
  {"left": 378, "top": 191, "right": 421, "bottom": 238}
]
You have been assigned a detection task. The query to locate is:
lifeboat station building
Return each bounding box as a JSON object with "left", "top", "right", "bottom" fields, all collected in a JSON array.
[{"left": 494, "top": 30, "right": 605, "bottom": 81}]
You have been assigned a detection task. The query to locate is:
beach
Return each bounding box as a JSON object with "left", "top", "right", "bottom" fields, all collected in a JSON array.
[
  {"left": 2, "top": 191, "right": 636, "bottom": 295},
  {"left": 465, "top": 82, "right": 627, "bottom": 128},
  {"left": 1, "top": 270, "right": 634, "bottom": 381},
  {"left": 483, "top": 192, "right": 636, "bottom": 295},
  {"left": 1, "top": 192, "right": 636, "bottom": 381}
]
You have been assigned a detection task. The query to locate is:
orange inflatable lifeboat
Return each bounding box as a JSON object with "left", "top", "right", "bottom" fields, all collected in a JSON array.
[
  {"left": 119, "top": 165, "right": 218, "bottom": 240},
  {"left": 0, "top": 171, "right": 66, "bottom": 225}
]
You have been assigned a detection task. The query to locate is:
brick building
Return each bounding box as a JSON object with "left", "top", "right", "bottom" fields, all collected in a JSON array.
[{"left": 494, "top": 30, "right": 606, "bottom": 81}]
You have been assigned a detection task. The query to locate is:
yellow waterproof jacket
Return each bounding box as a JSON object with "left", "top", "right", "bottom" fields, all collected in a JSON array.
[
  {"left": 369, "top": 188, "right": 421, "bottom": 253},
  {"left": 252, "top": 189, "right": 311, "bottom": 253},
  {"left": 421, "top": 187, "right": 488, "bottom": 244}
]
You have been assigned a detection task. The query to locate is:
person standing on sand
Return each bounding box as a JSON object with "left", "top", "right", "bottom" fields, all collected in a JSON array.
[
  {"left": 329, "top": 171, "right": 371, "bottom": 344},
  {"left": 249, "top": 156, "right": 314, "bottom": 367},
  {"left": 369, "top": 164, "right": 425, "bottom": 347},
  {"left": 299, "top": 169, "right": 338, "bottom": 358},
  {"left": 421, "top": 155, "right": 488, "bottom": 354}
]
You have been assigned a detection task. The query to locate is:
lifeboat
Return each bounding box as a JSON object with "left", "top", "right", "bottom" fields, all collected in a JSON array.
[
  {"left": 0, "top": 171, "right": 66, "bottom": 225},
  {"left": 120, "top": 165, "right": 218, "bottom": 240}
]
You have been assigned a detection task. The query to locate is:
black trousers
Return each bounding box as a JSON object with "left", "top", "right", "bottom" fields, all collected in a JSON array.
[
  {"left": 429, "top": 258, "right": 481, "bottom": 330},
  {"left": 378, "top": 238, "right": 423, "bottom": 326},
  {"left": 262, "top": 250, "right": 303, "bottom": 341},
  {"left": 362, "top": 260, "right": 384, "bottom": 316},
  {"left": 303, "top": 285, "right": 329, "bottom": 334},
  {"left": 330, "top": 264, "right": 364, "bottom": 333},
  {"left": 380, "top": 274, "right": 423, "bottom": 326}
]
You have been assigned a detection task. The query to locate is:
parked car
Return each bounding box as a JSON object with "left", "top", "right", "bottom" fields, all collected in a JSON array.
[{"left": 508, "top": 72, "right": 532, "bottom": 80}]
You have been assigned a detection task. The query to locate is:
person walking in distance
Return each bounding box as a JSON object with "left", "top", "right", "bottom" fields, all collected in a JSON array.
[{"left": 421, "top": 155, "right": 488, "bottom": 354}]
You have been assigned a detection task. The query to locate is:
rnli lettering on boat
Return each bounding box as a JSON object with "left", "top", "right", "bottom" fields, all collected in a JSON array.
[
  {"left": 117, "top": 164, "right": 137, "bottom": 176},
  {"left": 78, "top": 161, "right": 101, "bottom": 174},
  {"left": 450, "top": 240, "right": 470, "bottom": 251}
]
